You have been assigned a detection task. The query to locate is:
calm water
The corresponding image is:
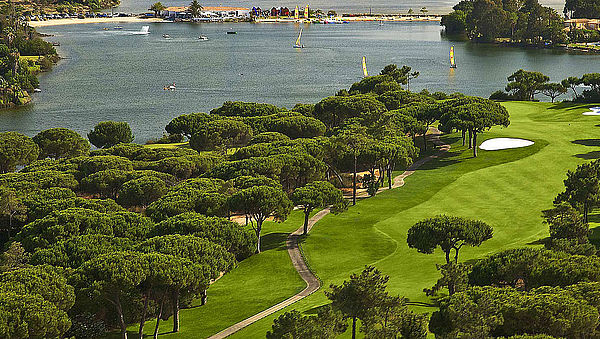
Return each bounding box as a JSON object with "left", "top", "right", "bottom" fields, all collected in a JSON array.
[{"left": 2, "top": 21, "right": 598, "bottom": 142}]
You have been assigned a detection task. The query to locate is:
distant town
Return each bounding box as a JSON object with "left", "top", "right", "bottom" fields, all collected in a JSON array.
[{"left": 26, "top": 3, "right": 443, "bottom": 24}]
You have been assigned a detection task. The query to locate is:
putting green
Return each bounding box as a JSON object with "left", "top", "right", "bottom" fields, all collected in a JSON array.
[{"left": 120, "top": 102, "right": 600, "bottom": 338}]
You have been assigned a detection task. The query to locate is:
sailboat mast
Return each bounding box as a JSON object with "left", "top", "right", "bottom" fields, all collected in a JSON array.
[{"left": 296, "top": 28, "right": 302, "bottom": 45}]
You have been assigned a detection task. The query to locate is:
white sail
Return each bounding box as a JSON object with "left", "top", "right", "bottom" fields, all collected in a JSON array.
[{"left": 296, "top": 28, "right": 302, "bottom": 46}]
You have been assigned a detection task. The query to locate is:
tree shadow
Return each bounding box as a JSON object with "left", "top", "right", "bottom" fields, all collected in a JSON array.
[
  {"left": 588, "top": 225, "right": 600, "bottom": 248},
  {"left": 572, "top": 139, "right": 600, "bottom": 146},
  {"left": 574, "top": 151, "right": 600, "bottom": 160},
  {"left": 418, "top": 149, "right": 462, "bottom": 171},
  {"left": 526, "top": 237, "right": 549, "bottom": 246},
  {"left": 587, "top": 213, "right": 600, "bottom": 223},
  {"left": 303, "top": 303, "right": 331, "bottom": 315},
  {"left": 261, "top": 232, "right": 289, "bottom": 251},
  {"left": 547, "top": 102, "right": 594, "bottom": 111}
]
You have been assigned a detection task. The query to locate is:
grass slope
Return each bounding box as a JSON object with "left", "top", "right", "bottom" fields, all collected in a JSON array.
[
  {"left": 117, "top": 211, "right": 309, "bottom": 338},
  {"left": 228, "top": 101, "right": 600, "bottom": 338},
  {"left": 116, "top": 102, "right": 600, "bottom": 338}
]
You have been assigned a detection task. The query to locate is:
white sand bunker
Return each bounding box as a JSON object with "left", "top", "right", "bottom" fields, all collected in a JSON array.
[
  {"left": 479, "top": 138, "right": 534, "bottom": 151},
  {"left": 583, "top": 107, "right": 600, "bottom": 116}
]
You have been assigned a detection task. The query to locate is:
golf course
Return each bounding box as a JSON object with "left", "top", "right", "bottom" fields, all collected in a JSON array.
[{"left": 117, "top": 100, "right": 600, "bottom": 338}]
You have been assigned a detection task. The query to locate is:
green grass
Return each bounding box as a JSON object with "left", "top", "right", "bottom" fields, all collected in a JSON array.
[
  {"left": 112, "top": 101, "right": 600, "bottom": 338},
  {"left": 117, "top": 210, "right": 312, "bottom": 338},
  {"left": 228, "top": 101, "right": 600, "bottom": 338}
]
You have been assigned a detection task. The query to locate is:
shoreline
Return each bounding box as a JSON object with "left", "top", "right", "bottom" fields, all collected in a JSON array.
[
  {"left": 28, "top": 16, "right": 163, "bottom": 28},
  {"left": 256, "top": 16, "right": 442, "bottom": 23},
  {"left": 29, "top": 14, "right": 442, "bottom": 28}
]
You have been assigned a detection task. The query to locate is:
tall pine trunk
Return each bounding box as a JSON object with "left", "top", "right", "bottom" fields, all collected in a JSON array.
[
  {"left": 115, "top": 295, "right": 128, "bottom": 339},
  {"left": 153, "top": 294, "right": 165, "bottom": 339},
  {"left": 256, "top": 220, "right": 263, "bottom": 253},
  {"left": 352, "top": 154, "right": 357, "bottom": 206},
  {"left": 352, "top": 317, "right": 357, "bottom": 339},
  {"left": 172, "top": 289, "right": 180, "bottom": 333},
  {"left": 387, "top": 166, "right": 392, "bottom": 189},
  {"left": 472, "top": 131, "right": 478, "bottom": 157},
  {"left": 303, "top": 209, "right": 310, "bottom": 235},
  {"left": 468, "top": 130, "right": 472, "bottom": 149},
  {"left": 201, "top": 289, "right": 208, "bottom": 305},
  {"left": 139, "top": 293, "right": 149, "bottom": 339},
  {"left": 462, "top": 130, "right": 466, "bottom": 146}
]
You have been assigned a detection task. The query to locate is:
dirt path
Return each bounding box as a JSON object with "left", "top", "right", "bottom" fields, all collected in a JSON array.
[{"left": 207, "top": 130, "right": 450, "bottom": 339}]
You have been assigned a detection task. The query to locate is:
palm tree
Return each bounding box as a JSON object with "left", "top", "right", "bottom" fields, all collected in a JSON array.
[
  {"left": 149, "top": 2, "right": 166, "bottom": 17},
  {"left": 189, "top": 0, "right": 203, "bottom": 18}
]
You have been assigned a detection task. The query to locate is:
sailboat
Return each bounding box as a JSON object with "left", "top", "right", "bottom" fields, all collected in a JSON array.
[
  {"left": 450, "top": 45, "right": 457, "bottom": 68},
  {"left": 294, "top": 5, "right": 299, "bottom": 20},
  {"left": 294, "top": 28, "right": 304, "bottom": 48},
  {"left": 305, "top": 4, "right": 310, "bottom": 19},
  {"left": 362, "top": 56, "right": 369, "bottom": 77}
]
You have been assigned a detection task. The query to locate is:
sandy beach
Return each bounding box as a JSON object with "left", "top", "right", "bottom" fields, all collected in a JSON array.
[{"left": 28, "top": 16, "right": 164, "bottom": 28}]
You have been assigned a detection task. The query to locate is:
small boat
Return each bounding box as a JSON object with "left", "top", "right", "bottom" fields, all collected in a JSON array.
[
  {"left": 131, "top": 26, "right": 150, "bottom": 35},
  {"left": 293, "top": 28, "right": 304, "bottom": 48},
  {"left": 163, "top": 83, "right": 176, "bottom": 91},
  {"left": 113, "top": 26, "right": 123, "bottom": 30},
  {"left": 379, "top": 20, "right": 384, "bottom": 26},
  {"left": 102, "top": 27, "right": 109, "bottom": 30},
  {"left": 450, "top": 45, "right": 457, "bottom": 69},
  {"left": 198, "top": 35, "right": 208, "bottom": 41},
  {"left": 162, "top": 34, "right": 172, "bottom": 39},
  {"left": 33, "top": 88, "right": 41, "bottom": 93},
  {"left": 226, "top": 31, "right": 237, "bottom": 34},
  {"left": 362, "top": 56, "right": 369, "bottom": 77}
]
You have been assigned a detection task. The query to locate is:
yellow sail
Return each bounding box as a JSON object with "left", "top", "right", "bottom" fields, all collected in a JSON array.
[
  {"left": 362, "top": 56, "right": 368, "bottom": 77},
  {"left": 450, "top": 46, "right": 456, "bottom": 68},
  {"left": 305, "top": 4, "right": 309, "bottom": 18},
  {"left": 296, "top": 28, "right": 303, "bottom": 46},
  {"left": 295, "top": 5, "right": 299, "bottom": 20}
]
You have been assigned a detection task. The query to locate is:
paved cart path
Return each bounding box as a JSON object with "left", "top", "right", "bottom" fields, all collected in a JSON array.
[{"left": 207, "top": 130, "right": 451, "bottom": 339}]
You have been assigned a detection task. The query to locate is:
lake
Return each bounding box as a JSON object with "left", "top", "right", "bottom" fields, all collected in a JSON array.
[{"left": 2, "top": 21, "right": 598, "bottom": 142}]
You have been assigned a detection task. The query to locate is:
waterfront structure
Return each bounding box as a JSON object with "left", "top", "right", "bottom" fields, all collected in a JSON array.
[
  {"left": 564, "top": 18, "right": 600, "bottom": 31},
  {"left": 162, "top": 6, "right": 250, "bottom": 19}
]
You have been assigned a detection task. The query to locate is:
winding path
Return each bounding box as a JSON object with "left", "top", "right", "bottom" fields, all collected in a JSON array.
[{"left": 207, "top": 130, "right": 451, "bottom": 339}]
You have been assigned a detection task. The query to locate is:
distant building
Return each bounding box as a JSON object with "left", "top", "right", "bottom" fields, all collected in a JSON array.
[
  {"left": 162, "top": 6, "right": 250, "bottom": 19},
  {"left": 565, "top": 18, "right": 600, "bottom": 31},
  {"left": 163, "top": 6, "right": 189, "bottom": 19}
]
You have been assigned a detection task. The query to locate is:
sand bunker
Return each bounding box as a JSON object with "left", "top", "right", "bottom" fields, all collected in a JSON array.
[
  {"left": 479, "top": 138, "right": 534, "bottom": 151},
  {"left": 583, "top": 107, "right": 600, "bottom": 116}
]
